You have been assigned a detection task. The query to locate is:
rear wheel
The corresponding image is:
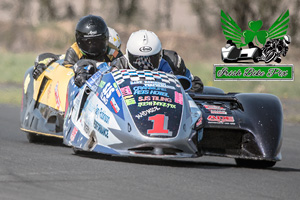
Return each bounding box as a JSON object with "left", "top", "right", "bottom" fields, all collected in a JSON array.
[
  {"left": 73, "top": 147, "right": 87, "bottom": 155},
  {"left": 235, "top": 158, "right": 276, "bottom": 168}
]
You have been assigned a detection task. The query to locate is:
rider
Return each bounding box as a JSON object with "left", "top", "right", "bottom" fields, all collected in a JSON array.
[
  {"left": 32, "top": 15, "right": 122, "bottom": 79},
  {"left": 111, "top": 29, "right": 203, "bottom": 93},
  {"left": 262, "top": 35, "right": 291, "bottom": 63}
]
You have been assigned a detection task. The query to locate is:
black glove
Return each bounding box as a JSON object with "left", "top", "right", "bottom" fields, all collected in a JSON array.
[
  {"left": 74, "top": 71, "right": 92, "bottom": 88},
  {"left": 190, "top": 76, "right": 203, "bottom": 93},
  {"left": 73, "top": 59, "right": 98, "bottom": 87},
  {"left": 32, "top": 63, "right": 47, "bottom": 80}
]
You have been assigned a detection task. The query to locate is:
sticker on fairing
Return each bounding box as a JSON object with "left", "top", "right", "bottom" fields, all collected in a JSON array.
[{"left": 207, "top": 115, "right": 235, "bottom": 124}]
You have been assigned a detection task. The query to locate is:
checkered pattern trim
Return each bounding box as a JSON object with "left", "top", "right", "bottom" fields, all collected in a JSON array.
[{"left": 112, "top": 70, "right": 181, "bottom": 85}]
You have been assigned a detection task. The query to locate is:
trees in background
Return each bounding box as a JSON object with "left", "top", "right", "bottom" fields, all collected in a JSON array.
[{"left": 0, "top": 0, "right": 299, "bottom": 44}]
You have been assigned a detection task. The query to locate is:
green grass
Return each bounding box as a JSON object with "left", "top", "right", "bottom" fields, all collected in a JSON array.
[
  {"left": 0, "top": 51, "right": 36, "bottom": 104},
  {"left": 0, "top": 51, "right": 36, "bottom": 84},
  {"left": 0, "top": 51, "right": 299, "bottom": 112}
]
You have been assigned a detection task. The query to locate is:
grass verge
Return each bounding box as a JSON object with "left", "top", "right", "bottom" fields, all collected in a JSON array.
[{"left": 0, "top": 52, "right": 299, "bottom": 124}]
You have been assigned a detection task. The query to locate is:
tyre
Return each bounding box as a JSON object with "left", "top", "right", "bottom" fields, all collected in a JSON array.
[
  {"left": 275, "top": 57, "right": 282, "bottom": 63},
  {"left": 26, "top": 132, "right": 43, "bottom": 143},
  {"left": 264, "top": 51, "right": 276, "bottom": 63},
  {"left": 235, "top": 158, "right": 276, "bottom": 168}
]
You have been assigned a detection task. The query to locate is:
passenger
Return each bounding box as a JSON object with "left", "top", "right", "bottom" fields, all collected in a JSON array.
[
  {"left": 111, "top": 30, "right": 203, "bottom": 92},
  {"left": 32, "top": 15, "right": 122, "bottom": 80}
]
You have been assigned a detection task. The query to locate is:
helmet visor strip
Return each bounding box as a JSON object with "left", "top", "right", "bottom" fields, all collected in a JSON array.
[{"left": 128, "top": 51, "right": 161, "bottom": 70}]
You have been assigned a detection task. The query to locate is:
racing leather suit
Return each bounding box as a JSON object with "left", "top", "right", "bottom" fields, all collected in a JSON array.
[
  {"left": 63, "top": 42, "right": 123, "bottom": 67},
  {"left": 32, "top": 41, "right": 122, "bottom": 79},
  {"left": 162, "top": 49, "right": 203, "bottom": 93}
]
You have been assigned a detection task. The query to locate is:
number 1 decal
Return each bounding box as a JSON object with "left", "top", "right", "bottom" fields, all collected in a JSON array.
[{"left": 147, "top": 114, "right": 172, "bottom": 136}]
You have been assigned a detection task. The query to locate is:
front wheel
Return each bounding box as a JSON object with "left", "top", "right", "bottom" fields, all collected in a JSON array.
[
  {"left": 264, "top": 51, "right": 276, "bottom": 63},
  {"left": 26, "top": 132, "right": 43, "bottom": 143},
  {"left": 235, "top": 158, "right": 276, "bottom": 168}
]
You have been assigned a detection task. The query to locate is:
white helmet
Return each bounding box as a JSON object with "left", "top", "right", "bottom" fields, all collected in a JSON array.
[
  {"left": 108, "top": 27, "right": 122, "bottom": 49},
  {"left": 126, "top": 30, "right": 162, "bottom": 70},
  {"left": 283, "top": 35, "right": 291, "bottom": 45}
]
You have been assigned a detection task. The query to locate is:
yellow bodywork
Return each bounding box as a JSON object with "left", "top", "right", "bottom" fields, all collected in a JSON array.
[{"left": 33, "top": 62, "right": 74, "bottom": 112}]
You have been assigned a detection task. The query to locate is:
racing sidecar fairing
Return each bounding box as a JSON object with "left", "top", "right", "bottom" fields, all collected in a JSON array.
[
  {"left": 20, "top": 60, "right": 74, "bottom": 141},
  {"left": 63, "top": 65, "right": 283, "bottom": 167},
  {"left": 63, "top": 66, "right": 201, "bottom": 158},
  {"left": 221, "top": 41, "right": 261, "bottom": 63}
]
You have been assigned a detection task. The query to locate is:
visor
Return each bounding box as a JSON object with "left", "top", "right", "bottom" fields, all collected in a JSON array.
[
  {"left": 128, "top": 51, "right": 161, "bottom": 70},
  {"left": 78, "top": 35, "right": 108, "bottom": 57}
]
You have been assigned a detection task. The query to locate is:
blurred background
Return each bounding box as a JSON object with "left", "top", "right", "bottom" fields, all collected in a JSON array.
[{"left": 0, "top": 0, "right": 299, "bottom": 122}]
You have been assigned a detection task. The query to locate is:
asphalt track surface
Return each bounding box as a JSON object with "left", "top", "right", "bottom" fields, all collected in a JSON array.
[{"left": 0, "top": 104, "right": 299, "bottom": 200}]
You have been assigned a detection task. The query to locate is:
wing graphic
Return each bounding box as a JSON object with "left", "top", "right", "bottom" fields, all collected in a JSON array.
[
  {"left": 221, "top": 10, "right": 245, "bottom": 48},
  {"left": 268, "top": 10, "right": 289, "bottom": 40}
]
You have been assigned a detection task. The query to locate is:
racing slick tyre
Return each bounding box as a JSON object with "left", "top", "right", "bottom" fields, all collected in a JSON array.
[
  {"left": 26, "top": 132, "right": 43, "bottom": 143},
  {"left": 275, "top": 57, "right": 282, "bottom": 63},
  {"left": 73, "top": 147, "right": 84, "bottom": 155},
  {"left": 235, "top": 158, "right": 276, "bottom": 168},
  {"left": 264, "top": 51, "right": 276, "bottom": 63}
]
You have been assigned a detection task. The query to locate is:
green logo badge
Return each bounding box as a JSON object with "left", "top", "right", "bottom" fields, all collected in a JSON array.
[
  {"left": 221, "top": 10, "right": 289, "bottom": 47},
  {"left": 216, "top": 10, "right": 293, "bottom": 81}
]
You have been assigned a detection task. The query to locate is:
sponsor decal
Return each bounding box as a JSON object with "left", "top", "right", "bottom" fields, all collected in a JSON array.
[
  {"left": 204, "top": 105, "right": 226, "bottom": 110},
  {"left": 113, "top": 82, "right": 118, "bottom": 89},
  {"left": 130, "top": 81, "right": 143, "bottom": 85},
  {"left": 210, "top": 110, "right": 227, "bottom": 115},
  {"left": 23, "top": 74, "right": 30, "bottom": 94},
  {"left": 70, "top": 127, "right": 78, "bottom": 142},
  {"left": 207, "top": 115, "right": 235, "bottom": 124},
  {"left": 116, "top": 89, "right": 121, "bottom": 97},
  {"left": 110, "top": 97, "right": 120, "bottom": 113},
  {"left": 95, "top": 107, "right": 110, "bottom": 124},
  {"left": 195, "top": 116, "right": 203, "bottom": 128},
  {"left": 138, "top": 101, "right": 176, "bottom": 109},
  {"left": 46, "top": 83, "right": 52, "bottom": 100},
  {"left": 133, "top": 86, "right": 169, "bottom": 97},
  {"left": 99, "top": 80, "right": 106, "bottom": 88},
  {"left": 174, "top": 91, "right": 183, "bottom": 105},
  {"left": 135, "top": 106, "right": 161, "bottom": 119},
  {"left": 144, "top": 81, "right": 175, "bottom": 90},
  {"left": 67, "top": 71, "right": 74, "bottom": 76},
  {"left": 139, "top": 46, "right": 152, "bottom": 52},
  {"left": 138, "top": 96, "right": 172, "bottom": 103},
  {"left": 54, "top": 81, "right": 61, "bottom": 109},
  {"left": 125, "top": 98, "right": 136, "bottom": 106},
  {"left": 84, "top": 123, "right": 90, "bottom": 133},
  {"left": 124, "top": 95, "right": 133, "bottom": 99},
  {"left": 120, "top": 86, "right": 132, "bottom": 96},
  {"left": 117, "top": 79, "right": 124, "bottom": 85},
  {"left": 100, "top": 82, "right": 115, "bottom": 105},
  {"left": 94, "top": 120, "right": 109, "bottom": 138}
]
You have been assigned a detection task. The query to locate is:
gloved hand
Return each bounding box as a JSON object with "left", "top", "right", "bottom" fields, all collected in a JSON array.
[
  {"left": 74, "top": 68, "right": 92, "bottom": 88},
  {"left": 73, "top": 59, "right": 97, "bottom": 87},
  {"left": 190, "top": 76, "right": 204, "bottom": 93},
  {"left": 32, "top": 63, "right": 47, "bottom": 80}
]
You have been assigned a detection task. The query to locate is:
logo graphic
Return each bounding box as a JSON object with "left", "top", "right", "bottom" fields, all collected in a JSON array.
[
  {"left": 215, "top": 10, "right": 294, "bottom": 81},
  {"left": 221, "top": 10, "right": 291, "bottom": 64},
  {"left": 139, "top": 46, "right": 152, "bottom": 52},
  {"left": 221, "top": 10, "right": 289, "bottom": 48}
]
